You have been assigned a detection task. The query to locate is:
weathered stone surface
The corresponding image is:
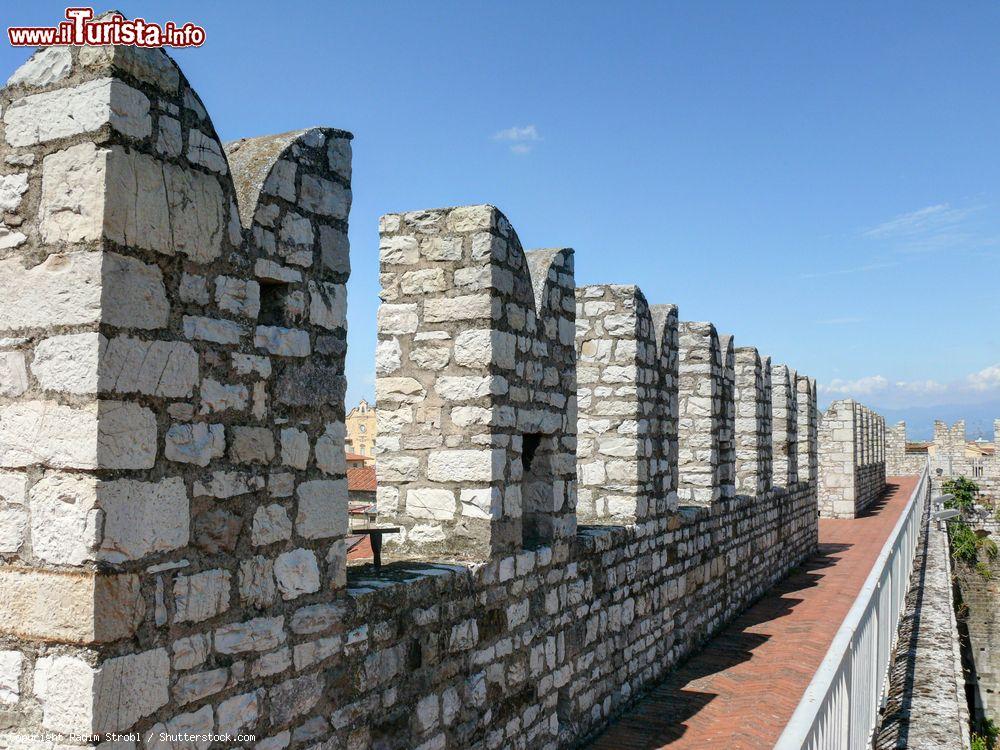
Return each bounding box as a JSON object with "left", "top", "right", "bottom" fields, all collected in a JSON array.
[
  {"left": 0, "top": 400, "right": 155, "bottom": 470},
  {"left": 309, "top": 281, "right": 347, "bottom": 330},
  {"left": 31, "top": 332, "right": 101, "bottom": 395},
  {"left": 92, "top": 649, "right": 170, "bottom": 734},
  {"left": 100, "top": 337, "right": 199, "bottom": 397},
  {"left": 427, "top": 450, "right": 496, "bottom": 482},
  {"left": 193, "top": 507, "right": 242, "bottom": 555},
  {"left": 273, "top": 548, "right": 321, "bottom": 600},
  {"left": 269, "top": 673, "right": 322, "bottom": 726},
  {"left": 280, "top": 428, "right": 310, "bottom": 470},
  {"left": 299, "top": 174, "right": 349, "bottom": 219},
  {"left": 252, "top": 504, "right": 293, "bottom": 546},
  {"left": 200, "top": 378, "right": 249, "bottom": 414},
  {"left": 0, "top": 351, "right": 27, "bottom": 397},
  {"left": 0, "top": 650, "right": 21, "bottom": 705},
  {"left": 97, "top": 477, "right": 188, "bottom": 563},
  {"left": 0, "top": 568, "right": 143, "bottom": 644},
  {"left": 183, "top": 315, "right": 246, "bottom": 344},
  {"left": 217, "top": 691, "right": 259, "bottom": 735},
  {"left": 165, "top": 422, "right": 226, "bottom": 466},
  {"left": 216, "top": 276, "right": 261, "bottom": 318},
  {"left": 406, "top": 488, "right": 456, "bottom": 521},
  {"left": 102, "top": 252, "right": 170, "bottom": 330},
  {"left": 174, "top": 569, "right": 231, "bottom": 624},
  {"left": 214, "top": 616, "right": 286, "bottom": 654},
  {"left": 29, "top": 471, "right": 99, "bottom": 565},
  {"left": 6, "top": 47, "right": 72, "bottom": 88},
  {"left": 239, "top": 555, "right": 276, "bottom": 609},
  {"left": 296, "top": 479, "right": 348, "bottom": 540},
  {"left": 5, "top": 78, "right": 150, "bottom": 147},
  {"left": 0, "top": 252, "right": 102, "bottom": 332},
  {"left": 275, "top": 362, "right": 345, "bottom": 407},
  {"left": 254, "top": 326, "right": 310, "bottom": 357},
  {"left": 229, "top": 426, "right": 276, "bottom": 464},
  {"left": 38, "top": 142, "right": 106, "bottom": 243}
]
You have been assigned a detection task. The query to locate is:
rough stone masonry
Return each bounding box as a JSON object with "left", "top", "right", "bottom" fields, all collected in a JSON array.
[{"left": 0, "top": 40, "right": 884, "bottom": 750}]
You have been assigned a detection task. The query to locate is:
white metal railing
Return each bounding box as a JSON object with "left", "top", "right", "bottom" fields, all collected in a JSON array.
[{"left": 774, "top": 463, "right": 930, "bottom": 750}]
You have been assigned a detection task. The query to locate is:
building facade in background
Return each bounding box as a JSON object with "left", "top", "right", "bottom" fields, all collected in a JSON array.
[{"left": 345, "top": 398, "right": 377, "bottom": 457}]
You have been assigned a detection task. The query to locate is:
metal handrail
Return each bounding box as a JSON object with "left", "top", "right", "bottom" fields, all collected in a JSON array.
[{"left": 774, "top": 463, "right": 930, "bottom": 750}]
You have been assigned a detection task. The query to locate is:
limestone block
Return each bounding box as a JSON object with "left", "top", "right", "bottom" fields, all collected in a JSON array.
[
  {"left": 165, "top": 423, "right": 225, "bottom": 466},
  {"left": 424, "top": 294, "right": 492, "bottom": 323},
  {"left": 188, "top": 128, "right": 228, "bottom": 174},
  {"left": 97, "top": 477, "right": 189, "bottom": 563},
  {"left": 315, "top": 422, "right": 346, "bottom": 475},
  {"left": 6, "top": 47, "right": 72, "bottom": 87},
  {"left": 0, "top": 252, "right": 102, "bottom": 332},
  {"left": 174, "top": 569, "right": 231, "bottom": 623},
  {"left": 31, "top": 332, "right": 101, "bottom": 394},
  {"left": 80, "top": 45, "right": 180, "bottom": 94},
  {"left": 33, "top": 655, "right": 96, "bottom": 735},
  {"left": 0, "top": 172, "right": 27, "bottom": 212},
  {"left": 4, "top": 78, "right": 150, "bottom": 147},
  {"left": 0, "top": 226, "right": 26, "bottom": 250},
  {"left": 422, "top": 236, "right": 463, "bottom": 261},
  {"left": 229, "top": 426, "right": 276, "bottom": 464},
  {"left": 217, "top": 691, "right": 259, "bottom": 735},
  {"left": 380, "top": 235, "right": 419, "bottom": 265},
  {"left": 200, "top": 379, "right": 249, "bottom": 414},
  {"left": 172, "top": 634, "right": 210, "bottom": 671},
  {"left": 273, "top": 548, "right": 321, "bottom": 600},
  {"left": 216, "top": 276, "right": 261, "bottom": 318},
  {"left": 254, "top": 326, "right": 311, "bottom": 357},
  {"left": 269, "top": 673, "right": 322, "bottom": 725},
  {"left": 0, "top": 504, "right": 26, "bottom": 553},
  {"left": 157, "top": 114, "right": 182, "bottom": 156},
  {"left": 29, "top": 471, "right": 100, "bottom": 564},
  {"left": 103, "top": 252, "right": 169, "bottom": 330},
  {"left": 0, "top": 401, "right": 95, "bottom": 468},
  {"left": 104, "top": 148, "right": 225, "bottom": 262},
  {"left": 0, "top": 651, "right": 21, "bottom": 705},
  {"left": 192, "top": 471, "right": 264, "bottom": 500},
  {"left": 296, "top": 479, "right": 348, "bottom": 539},
  {"left": 92, "top": 649, "right": 170, "bottom": 734},
  {"left": 376, "top": 338, "right": 402, "bottom": 375},
  {"left": 278, "top": 212, "right": 314, "bottom": 259},
  {"left": 406, "top": 488, "right": 456, "bottom": 521},
  {"left": 232, "top": 353, "right": 272, "bottom": 378},
  {"left": 100, "top": 337, "right": 199, "bottom": 397},
  {"left": 183, "top": 315, "right": 246, "bottom": 344},
  {"left": 95, "top": 401, "right": 158, "bottom": 469},
  {"left": 0, "top": 351, "right": 27, "bottom": 397},
  {"left": 214, "top": 616, "right": 286, "bottom": 654},
  {"left": 0, "top": 472, "right": 29, "bottom": 505},
  {"left": 252, "top": 504, "right": 292, "bottom": 546},
  {"left": 434, "top": 375, "right": 497, "bottom": 401},
  {"left": 377, "top": 303, "right": 419, "bottom": 334},
  {"left": 460, "top": 488, "right": 496, "bottom": 519},
  {"left": 308, "top": 281, "right": 347, "bottom": 330},
  {"left": 280, "top": 428, "right": 310, "bottom": 470},
  {"left": 263, "top": 160, "right": 296, "bottom": 201},
  {"left": 0, "top": 568, "right": 143, "bottom": 645},
  {"left": 37, "top": 143, "right": 104, "bottom": 243},
  {"left": 149, "top": 705, "right": 213, "bottom": 750},
  {"left": 239, "top": 555, "right": 276, "bottom": 609},
  {"left": 320, "top": 224, "right": 350, "bottom": 275},
  {"left": 299, "top": 173, "right": 350, "bottom": 219},
  {"left": 427, "top": 450, "right": 496, "bottom": 482}
]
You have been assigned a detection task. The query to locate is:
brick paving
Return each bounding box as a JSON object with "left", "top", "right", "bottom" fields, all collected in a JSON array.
[{"left": 586, "top": 476, "right": 920, "bottom": 750}]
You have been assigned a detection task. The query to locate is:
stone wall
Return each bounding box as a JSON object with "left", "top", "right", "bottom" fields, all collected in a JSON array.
[
  {"left": 0, "top": 43, "right": 351, "bottom": 747},
  {"left": 954, "top": 518, "right": 1000, "bottom": 727},
  {"left": 888, "top": 420, "right": 1000, "bottom": 499},
  {"left": 0, "top": 41, "right": 822, "bottom": 750},
  {"left": 817, "top": 399, "right": 887, "bottom": 517}
]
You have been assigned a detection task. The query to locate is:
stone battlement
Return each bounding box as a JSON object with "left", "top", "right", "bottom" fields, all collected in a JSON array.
[
  {"left": 888, "top": 418, "right": 1000, "bottom": 496},
  {"left": 0, "top": 41, "right": 864, "bottom": 750},
  {"left": 817, "top": 399, "right": 887, "bottom": 518}
]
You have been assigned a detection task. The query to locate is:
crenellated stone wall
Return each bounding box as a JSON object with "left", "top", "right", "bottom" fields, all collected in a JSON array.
[
  {"left": 817, "top": 399, "right": 887, "bottom": 517},
  {"left": 0, "top": 42, "right": 351, "bottom": 748},
  {"left": 0, "top": 39, "right": 825, "bottom": 750},
  {"left": 888, "top": 419, "right": 1000, "bottom": 498}
]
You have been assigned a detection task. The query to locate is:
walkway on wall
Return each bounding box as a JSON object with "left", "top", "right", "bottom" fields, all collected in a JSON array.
[{"left": 586, "top": 476, "right": 920, "bottom": 750}]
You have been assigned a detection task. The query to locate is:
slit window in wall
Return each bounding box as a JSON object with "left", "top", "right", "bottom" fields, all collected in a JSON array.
[
  {"left": 259, "top": 280, "right": 290, "bottom": 327},
  {"left": 521, "top": 432, "right": 557, "bottom": 549}
]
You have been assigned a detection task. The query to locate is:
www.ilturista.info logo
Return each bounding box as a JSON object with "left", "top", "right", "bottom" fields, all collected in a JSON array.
[{"left": 8, "top": 7, "right": 206, "bottom": 48}]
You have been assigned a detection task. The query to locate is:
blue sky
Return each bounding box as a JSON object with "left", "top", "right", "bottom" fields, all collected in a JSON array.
[{"left": 4, "top": 2, "right": 1000, "bottom": 436}]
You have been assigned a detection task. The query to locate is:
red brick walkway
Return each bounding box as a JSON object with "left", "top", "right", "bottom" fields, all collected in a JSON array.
[{"left": 587, "top": 476, "right": 919, "bottom": 750}]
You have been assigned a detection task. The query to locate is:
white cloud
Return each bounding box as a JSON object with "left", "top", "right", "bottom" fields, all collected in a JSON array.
[
  {"left": 800, "top": 261, "right": 897, "bottom": 279},
  {"left": 492, "top": 124, "right": 541, "bottom": 154},
  {"left": 818, "top": 363, "right": 1000, "bottom": 408},
  {"left": 861, "top": 202, "right": 994, "bottom": 254}
]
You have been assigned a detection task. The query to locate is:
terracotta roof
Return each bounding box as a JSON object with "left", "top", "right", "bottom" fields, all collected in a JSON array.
[
  {"left": 345, "top": 452, "right": 368, "bottom": 462},
  {"left": 346, "top": 534, "right": 372, "bottom": 561},
  {"left": 347, "top": 466, "right": 376, "bottom": 492}
]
